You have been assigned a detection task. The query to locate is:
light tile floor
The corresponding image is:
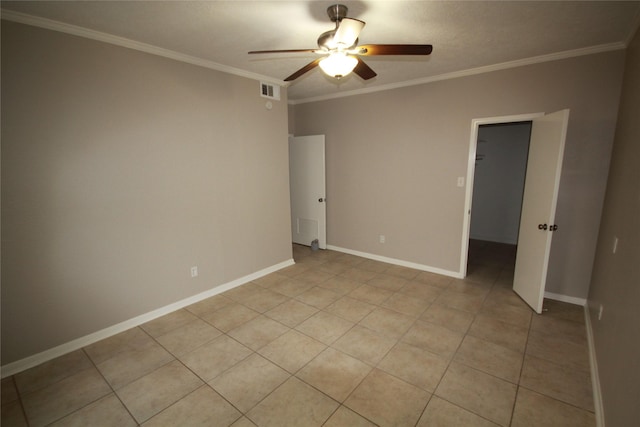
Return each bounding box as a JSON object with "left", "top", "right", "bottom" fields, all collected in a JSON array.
[{"left": 1, "top": 240, "right": 595, "bottom": 426}]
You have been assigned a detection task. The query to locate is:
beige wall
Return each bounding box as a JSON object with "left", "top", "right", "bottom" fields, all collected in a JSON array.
[
  {"left": 288, "top": 105, "right": 296, "bottom": 135},
  {"left": 292, "top": 50, "right": 624, "bottom": 299},
  {"left": 588, "top": 27, "right": 640, "bottom": 426},
  {"left": 1, "top": 21, "right": 292, "bottom": 364}
]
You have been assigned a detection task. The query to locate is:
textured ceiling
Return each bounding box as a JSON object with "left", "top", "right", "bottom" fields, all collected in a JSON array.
[{"left": 2, "top": 1, "right": 640, "bottom": 102}]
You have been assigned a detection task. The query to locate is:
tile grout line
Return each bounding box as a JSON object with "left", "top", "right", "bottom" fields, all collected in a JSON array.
[
  {"left": 508, "top": 298, "right": 535, "bottom": 427},
  {"left": 81, "top": 346, "right": 142, "bottom": 426},
  {"left": 7, "top": 243, "right": 594, "bottom": 426},
  {"left": 10, "top": 376, "right": 31, "bottom": 427},
  {"left": 427, "top": 277, "right": 502, "bottom": 426},
  {"left": 141, "top": 304, "right": 277, "bottom": 425}
]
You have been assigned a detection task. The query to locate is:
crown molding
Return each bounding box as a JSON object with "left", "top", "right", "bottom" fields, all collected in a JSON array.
[
  {"left": 1, "top": 9, "right": 287, "bottom": 87},
  {"left": 1, "top": 9, "right": 627, "bottom": 105},
  {"left": 289, "top": 42, "right": 626, "bottom": 105}
]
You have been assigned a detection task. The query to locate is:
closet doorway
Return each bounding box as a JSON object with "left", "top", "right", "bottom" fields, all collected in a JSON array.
[
  {"left": 469, "top": 122, "right": 532, "bottom": 246},
  {"left": 467, "top": 121, "right": 532, "bottom": 295}
]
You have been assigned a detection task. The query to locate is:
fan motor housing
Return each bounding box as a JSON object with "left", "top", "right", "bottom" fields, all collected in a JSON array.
[{"left": 317, "top": 30, "right": 336, "bottom": 49}]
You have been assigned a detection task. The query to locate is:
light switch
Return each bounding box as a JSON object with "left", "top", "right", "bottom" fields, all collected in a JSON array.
[{"left": 457, "top": 177, "right": 465, "bottom": 187}]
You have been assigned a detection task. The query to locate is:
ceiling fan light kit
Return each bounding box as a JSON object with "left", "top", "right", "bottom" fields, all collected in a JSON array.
[
  {"left": 249, "top": 4, "right": 433, "bottom": 83},
  {"left": 319, "top": 52, "right": 358, "bottom": 79}
]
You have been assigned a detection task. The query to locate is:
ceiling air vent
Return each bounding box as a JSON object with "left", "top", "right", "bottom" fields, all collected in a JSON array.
[{"left": 260, "top": 82, "right": 280, "bottom": 101}]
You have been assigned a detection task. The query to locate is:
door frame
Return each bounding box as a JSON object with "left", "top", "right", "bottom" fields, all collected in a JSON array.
[{"left": 459, "top": 112, "right": 544, "bottom": 277}]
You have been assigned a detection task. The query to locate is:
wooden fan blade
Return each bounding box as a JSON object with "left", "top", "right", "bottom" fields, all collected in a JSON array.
[
  {"left": 284, "top": 59, "right": 322, "bottom": 81},
  {"left": 356, "top": 44, "right": 433, "bottom": 55},
  {"left": 353, "top": 58, "right": 377, "bottom": 80},
  {"left": 249, "top": 49, "right": 318, "bottom": 54}
]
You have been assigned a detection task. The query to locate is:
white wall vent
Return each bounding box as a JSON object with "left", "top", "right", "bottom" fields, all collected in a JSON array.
[{"left": 260, "top": 82, "right": 280, "bottom": 100}]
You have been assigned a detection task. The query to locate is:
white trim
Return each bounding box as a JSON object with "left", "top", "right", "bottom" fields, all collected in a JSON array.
[
  {"left": 0, "top": 258, "right": 295, "bottom": 378},
  {"left": 460, "top": 113, "right": 545, "bottom": 278},
  {"left": 327, "top": 245, "right": 462, "bottom": 279},
  {"left": 543, "top": 291, "right": 587, "bottom": 306},
  {"left": 290, "top": 43, "right": 625, "bottom": 105},
  {"left": 0, "top": 9, "right": 286, "bottom": 87},
  {"left": 584, "top": 304, "right": 605, "bottom": 427}
]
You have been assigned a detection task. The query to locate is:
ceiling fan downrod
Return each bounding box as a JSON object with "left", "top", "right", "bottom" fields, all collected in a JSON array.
[
  {"left": 327, "top": 4, "right": 348, "bottom": 23},
  {"left": 317, "top": 4, "right": 349, "bottom": 49}
]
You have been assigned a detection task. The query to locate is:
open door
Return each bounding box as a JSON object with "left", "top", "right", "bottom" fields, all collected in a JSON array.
[
  {"left": 289, "top": 135, "right": 327, "bottom": 249},
  {"left": 513, "top": 109, "right": 569, "bottom": 313}
]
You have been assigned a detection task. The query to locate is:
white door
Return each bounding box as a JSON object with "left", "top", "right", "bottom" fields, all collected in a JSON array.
[
  {"left": 513, "top": 109, "right": 569, "bottom": 313},
  {"left": 289, "top": 135, "right": 327, "bottom": 249}
]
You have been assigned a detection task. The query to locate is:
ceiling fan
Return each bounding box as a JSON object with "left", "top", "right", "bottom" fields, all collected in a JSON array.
[{"left": 249, "top": 4, "right": 433, "bottom": 82}]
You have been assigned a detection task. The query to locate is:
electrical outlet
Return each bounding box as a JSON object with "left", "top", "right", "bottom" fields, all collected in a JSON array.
[
  {"left": 379, "top": 235, "right": 386, "bottom": 244},
  {"left": 598, "top": 304, "right": 604, "bottom": 321},
  {"left": 190, "top": 266, "right": 198, "bottom": 278}
]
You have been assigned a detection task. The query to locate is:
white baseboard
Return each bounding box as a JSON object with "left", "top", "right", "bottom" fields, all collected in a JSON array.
[
  {"left": 543, "top": 291, "right": 587, "bottom": 306},
  {"left": 326, "top": 245, "right": 463, "bottom": 278},
  {"left": 584, "top": 304, "right": 605, "bottom": 427},
  {"left": 0, "top": 258, "right": 295, "bottom": 378}
]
